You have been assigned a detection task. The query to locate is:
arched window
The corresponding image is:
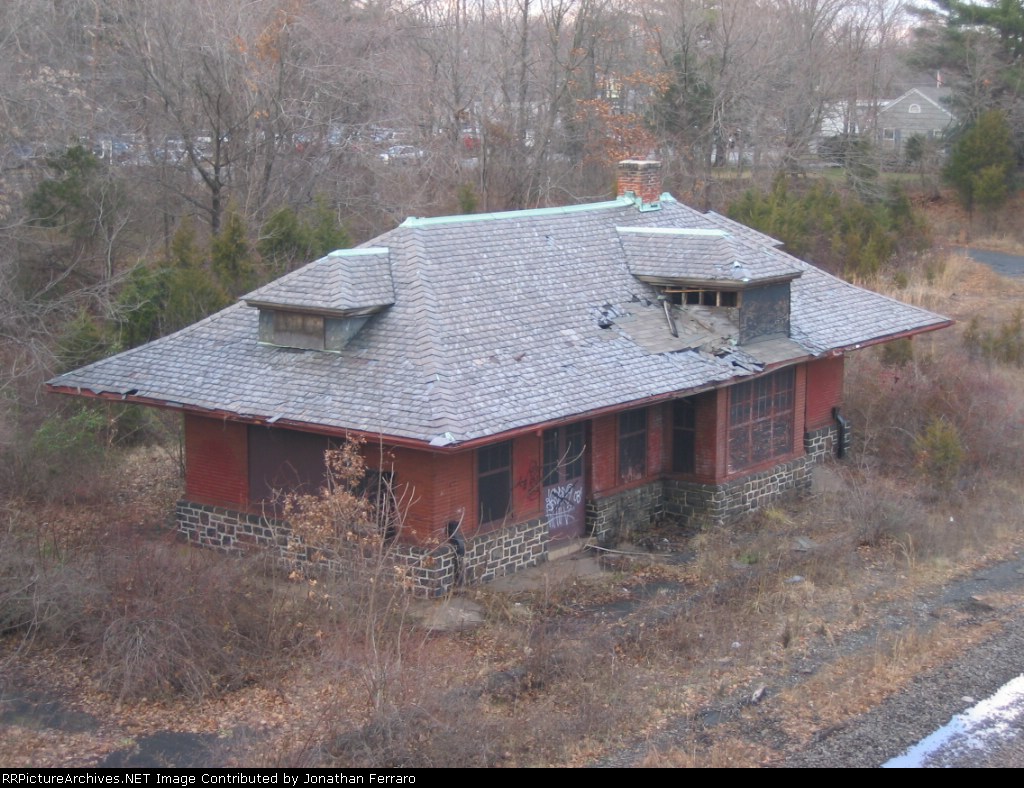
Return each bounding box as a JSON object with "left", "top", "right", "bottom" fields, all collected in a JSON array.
[{"left": 909, "top": 103, "right": 922, "bottom": 114}]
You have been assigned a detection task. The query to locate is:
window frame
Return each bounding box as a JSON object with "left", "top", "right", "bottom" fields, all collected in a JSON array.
[
  {"left": 665, "top": 287, "right": 739, "bottom": 307},
  {"left": 477, "top": 441, "right": 512, "bottom": 527},
  {"left": 672, "top": 398, "right": 697, "bottom": 474},
  {"left": 618, "top": 408, "right": 648, "bottom": 483},
  {"left": 271, "top": 310, "right": 325, "bottom": 350},
  {"left": 727, "top": 368, "right": 795, "bottom": 473},
  {"left": 543, "top": 422, "right": 585, "bottom": 485}
]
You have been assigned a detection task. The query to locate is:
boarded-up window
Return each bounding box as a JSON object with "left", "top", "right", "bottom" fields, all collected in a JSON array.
[
  {"left": 619, "top": 408, "right": 648, "bottom": 483},
  {"left": 727, "top": 368, "right": 794, "bottom": 473},
  {"left": 248, "top": 426, "right": 331, "bottom": 504},
  {"left": 739, "top": 283, "right": 790, "bottom": 343},
  {"left": 272, "top": 311, "right": 325, "bottom": 350},
  {"left": 478, "top": 441, "right": 512, "bottom": 525}
]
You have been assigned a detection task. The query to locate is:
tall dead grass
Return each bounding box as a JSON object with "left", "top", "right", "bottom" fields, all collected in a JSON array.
[{"left": 0, "top": 510, "right": 326, "bottom": 701}]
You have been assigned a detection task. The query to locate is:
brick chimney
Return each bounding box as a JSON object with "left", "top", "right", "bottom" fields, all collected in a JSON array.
[{"left": 616, "top": 159, "right": 662, "bottom": 209}]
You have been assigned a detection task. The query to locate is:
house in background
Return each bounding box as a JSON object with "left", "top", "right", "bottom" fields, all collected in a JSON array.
[
  {"left": 877, "top": 86, "right": 956, "bottom": 159},
  {"left": 48, "top": 161, "right": 951, "bottom": 596}
]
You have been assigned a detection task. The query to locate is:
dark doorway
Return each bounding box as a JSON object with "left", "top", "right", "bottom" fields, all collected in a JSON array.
[{"left": 542, "top": 423, "right": 587, "bottom": 542}]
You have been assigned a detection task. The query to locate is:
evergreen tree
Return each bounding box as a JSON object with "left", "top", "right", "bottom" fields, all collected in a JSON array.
[
  {"left": 727, "top": 178, "right": 926, "bottom": 279},
  {"left": 210, "top": 209, "right": 254, "bottom": 296},
  {"left": 911, "top": 1, "right": 1024, "bottom": 159},
  {"left": 258, "top": 197, "right": 351, "bottom": 273},
  {"left": 943, "top": 109, "right": 1016, "bottom": 214},
  {"left": 117, "top": 219, "right": 229, "bottom": 348}
]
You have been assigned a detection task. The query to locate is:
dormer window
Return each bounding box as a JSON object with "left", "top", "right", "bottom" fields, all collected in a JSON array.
[
  {"left": 243, "top": 247, "right": 395, "bottom": 352},
  {"left": 257, "top": 309, "right": 373, "bottom": 352},
  {"left": 270, "top": 311, "right": 325, "bottom": 351},
  {"left": 617, "top": 225, "right": 801, "bottom": 346}
]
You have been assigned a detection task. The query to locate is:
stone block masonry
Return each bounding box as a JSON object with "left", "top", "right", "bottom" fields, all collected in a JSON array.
[
  {"left": 804, "top": 424, "right": 846, "bottom": 463},
  {"left": 587, "top": 483, "right": 665, "bottom": 545},
  {"left": 663, "top": 455, "right": 813, "bottom": 527},
  {"left": 592, "top": 424, "right": 848, "bottom": 539},
  {"left": 175, "top": 501, "right": 549, "bottom": 597}
]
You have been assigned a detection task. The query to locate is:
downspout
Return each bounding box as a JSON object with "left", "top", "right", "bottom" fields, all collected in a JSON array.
[
  {"left": 832, "top": 407, "right": 849, "bottom": 459},
  {"left": 447, "top": 520, "right": 466, "bottom": 586}
]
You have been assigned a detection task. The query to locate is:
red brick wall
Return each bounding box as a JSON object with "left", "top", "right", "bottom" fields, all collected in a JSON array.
[
  {"left": 434, "top": 449, "right": 474, "bottom": 538},
  {"left": 805, "top": 356, "right": 845, "bottom": 430},
  {"left": 616, "top": 160, "right": 663, "bottom": 204},
  {"left": 794, "top": 362, "right": 808, "bottom": 445},
  {"left": 590, "top": 407, "right": 665, "bottom": 495},
  {"left": 648, "top": 403, "right": 666, "bottom": 476},
  {"left": 184, "top": 413, "right": 249, "bottom": 509},
  {"left": 590, "top": 413, "right": 619, "bottom": 494},
  {"left": 366, "top": 445, "right": 437, "bottom": 543}
]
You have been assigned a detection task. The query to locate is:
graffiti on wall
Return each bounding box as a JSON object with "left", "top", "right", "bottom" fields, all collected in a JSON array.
[{"left": 545, "top": 480, "right": 583, "bottom": 537}]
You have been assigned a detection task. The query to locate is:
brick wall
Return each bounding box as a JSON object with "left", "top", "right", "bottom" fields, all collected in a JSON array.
[
  {"left": 368, "top": 445, "right": 437, "bottom": 542},
  {"left": 805, "top": 356, "right": 845, "bottom": 430},
  {"left": 176, "top": 393, "right": 852, "bottom": 592}
]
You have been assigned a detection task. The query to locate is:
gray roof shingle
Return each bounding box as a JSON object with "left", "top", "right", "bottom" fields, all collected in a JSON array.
[
  {"left": 243, "top": 247, "right": 395, "bottom": 315},
  {"left": 49, "top": 194, "right": 950, "bottom": 445}
]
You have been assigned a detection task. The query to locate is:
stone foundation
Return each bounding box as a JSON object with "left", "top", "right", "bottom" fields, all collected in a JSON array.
[
  {"left": 663, "top": 454, "right": 813, "bottom": 526},
  {"left": 175, "top": 501, "right": 548, "bottom": 598},
  {"left": 586, "top": 483, "right": 665, "bottom": 545},
  {"left": 804, "top": 424, "right": 847, "bottom": 463},
  {"left": 591, "top": 424, "right": 849, "bottom": 539}
]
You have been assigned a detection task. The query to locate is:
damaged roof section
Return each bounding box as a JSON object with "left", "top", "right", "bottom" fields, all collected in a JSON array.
[{"left": 606, "top": 296, "right": 808, "bottom": 375}]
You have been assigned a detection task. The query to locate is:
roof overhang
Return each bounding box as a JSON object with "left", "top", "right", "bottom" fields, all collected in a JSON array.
[
  {"left": 243, "top": 300, "right": 388, "bottom": 318},
  {"left": 635, "top": 273, "right": 801, "bottom": 289}
]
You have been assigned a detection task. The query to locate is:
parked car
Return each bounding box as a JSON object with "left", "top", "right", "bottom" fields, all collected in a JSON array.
[{"left": 378, "top": 144, "right": 424, "bottom": 164}]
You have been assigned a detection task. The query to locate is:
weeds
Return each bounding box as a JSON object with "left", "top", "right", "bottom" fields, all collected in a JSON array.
[{"left": 962, "top": 309, "right": 1024, "bottom": 367}]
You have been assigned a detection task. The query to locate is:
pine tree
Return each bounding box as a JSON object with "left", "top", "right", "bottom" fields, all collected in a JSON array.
[{"left": 943, "top": 109, "right": 1016, "bottom": 214}]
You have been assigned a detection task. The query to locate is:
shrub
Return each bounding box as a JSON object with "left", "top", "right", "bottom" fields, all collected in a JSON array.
[
  {"left": 19, "top": 406, "right": 111, "bottom": 499},
  {"left": 962, "top": 309, "right": 1024, "bottom": 367},
  {"left": 846, "top": 346, "right": 1024, "bottom": 483},
  {"left": 880, "top": 337, "right": 914, "bottom": 368},
  {"left": 86, "top": 539, "right": 316, "bottom": 700},
  {"left": 726, "top": 177, "right": 927, "bottom": 279},
  {"left": 914, "top": 417, "right": 965, "bottom": 491}
]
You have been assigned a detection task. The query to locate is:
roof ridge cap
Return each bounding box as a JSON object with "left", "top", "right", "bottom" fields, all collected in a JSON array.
[
  {"left": 400, "top": 197, "right": 634, "bottom": 228},
  {"left": 398, "top": 228, "right": 466, "bottom": 437}
]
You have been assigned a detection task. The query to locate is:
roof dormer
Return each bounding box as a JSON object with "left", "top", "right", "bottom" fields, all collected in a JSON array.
[
  {"left": 243, "top": 247, "right": 394, "bottom": 351},
  {"left": 617, "top": 226, "right": 802, "bottom": 344}
]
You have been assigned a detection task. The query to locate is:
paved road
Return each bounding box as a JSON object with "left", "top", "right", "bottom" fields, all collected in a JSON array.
[{"left": 957, "top": 246, "right": 1024, "bottom": 278}]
